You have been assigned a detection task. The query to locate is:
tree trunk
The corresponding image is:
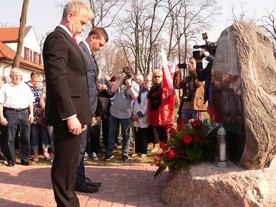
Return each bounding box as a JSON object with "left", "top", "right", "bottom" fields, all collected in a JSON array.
[{"left": 12, "top": 0, "right": 29, "bottom": 68}]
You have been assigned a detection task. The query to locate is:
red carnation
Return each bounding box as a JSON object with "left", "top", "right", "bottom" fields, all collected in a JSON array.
[
  {"left": 168, "top": 149, "right": 176, "bottom": 159},
  {"left": 168, "top": 127, "right": 176, "bottom": 135},
  {"left": 180, "top": 118, "right": 188, "bottom": 124},
  {"left": 191, "top": 119, "right": 201, "bottom": 129},
  {"left": 159, "top": 141, "right": 169, "bottom": 150},
  {"left": 177, "top": 124, "right": 184, "bottom": 131},
  {"left": 183, "top": 135, "right": 192, "bottom": 144}
]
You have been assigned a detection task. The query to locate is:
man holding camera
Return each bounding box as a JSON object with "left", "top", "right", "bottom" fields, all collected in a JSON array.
[
  {"left": 173, "top": 56, "right": 208, "bottom": 122},
  {"left": 105, "top": 67, "right": 139, "bottom": 161}
]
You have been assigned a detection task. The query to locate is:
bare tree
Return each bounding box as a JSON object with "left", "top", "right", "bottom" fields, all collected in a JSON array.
[
  {"left": 51, "top": 0, "right": 221, "bottom": 76},
  {"left": 0, "top": 22, "right": 16, "bottom": 28},
  {"left": 229, "top": 3, "right": 276, "bottom": 55},
  {"left": 167, "top": 0, "right": 221, "bottom": 63},
  {"left": 13, "top": 0, "right": 29, "bottom": 68},
  {"left": 261, "top": 5, "right": 276, "bottom": 43},
  {"left": 229, "top": 2, "right": 257, "bottom": 24},
  {"left": 113, "top": 0, "right": 150, "bottom": 74},
  {"left": 113, "top": 0, "right": 220, "bottom": 75},
  {"left": 95, "top": 43, "right": 129, "bottom": 77},
  {"left": 87, "top": 0, "right": 126, "bottom": 28},
  {"left": 113, "top": 0, "right": 181, "bottom": 75},
  {"left": 51, "top": 0, "right": 125, "bottom": 39}
]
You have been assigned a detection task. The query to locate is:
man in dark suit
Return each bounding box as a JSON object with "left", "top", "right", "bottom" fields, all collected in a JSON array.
[
  {"left": 75, "top": 27, "right": 109, "bottom": 193},
  {"left": 42, "top": 1, "right": 94, "bottom": 206}
]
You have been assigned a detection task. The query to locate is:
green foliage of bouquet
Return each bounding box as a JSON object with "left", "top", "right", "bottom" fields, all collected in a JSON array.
[{"left": 154, "top": 118, "right": 218, "bottom": 179}]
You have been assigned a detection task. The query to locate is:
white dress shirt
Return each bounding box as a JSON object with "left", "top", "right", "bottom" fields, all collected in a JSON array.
[{"left": 0, "top": 82, "right": 34, "bottom": 109}]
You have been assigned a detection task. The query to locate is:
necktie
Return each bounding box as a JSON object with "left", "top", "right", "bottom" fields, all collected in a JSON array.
[
  {"left": 91, "top": 53, "right": 97, "bottom": 66},
  {"left": 72, "top": 36, "right": 78, "bottom": 45}
]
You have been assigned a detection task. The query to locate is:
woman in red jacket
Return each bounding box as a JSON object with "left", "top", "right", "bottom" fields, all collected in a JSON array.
[{"left": 147, "top": 69, "right": 175, "bottom": 143}]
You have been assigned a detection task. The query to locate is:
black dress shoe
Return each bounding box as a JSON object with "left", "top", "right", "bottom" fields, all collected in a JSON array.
[
  {"left": 0, "top": 154, "right": 7, "bottom": 161},
  {"left": 85, "top": 177, "right": 102, "bottom": 187},
  {"left": 75, "top": 183, "right": 99, "bottom": 193},
  {"left": 21, "top": 160, "right": 32, "bottom": 166},
  {"left": 7, "top": 162, "right": 15, "bottom": 167},
  {"left": 122, "top": 155, "right": 128, "bottom": 161}
]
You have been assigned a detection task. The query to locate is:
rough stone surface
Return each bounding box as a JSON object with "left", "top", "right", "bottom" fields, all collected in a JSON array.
[
  {"left": 161, "top": 157, "right": 276, "bottom": 207},
  {"left": 212, "top": 21, "right": 276, "bottom": 169}
]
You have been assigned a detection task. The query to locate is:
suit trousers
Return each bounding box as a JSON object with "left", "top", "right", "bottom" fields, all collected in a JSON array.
[
  {"left": 75, "top": 125, "right": 90, "bottom": 187},
  {"left": 51, "top": 126, "right": 81, "bottom": 207}
]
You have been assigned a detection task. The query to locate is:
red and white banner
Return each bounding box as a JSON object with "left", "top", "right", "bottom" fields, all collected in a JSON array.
[{"left": 161, "top": 47, "right": 174, "bottom": 90}]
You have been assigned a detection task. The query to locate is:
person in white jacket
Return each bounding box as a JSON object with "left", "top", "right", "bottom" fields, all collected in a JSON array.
[{"left": 131, "top": 74, "right": 149, "bottom": 157}]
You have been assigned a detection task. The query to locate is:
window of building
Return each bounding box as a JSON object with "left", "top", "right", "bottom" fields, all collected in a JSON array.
[
  {"left": 34, "top": 51, "right": 40, "bottom": 64},
  {"left": 24, "top": 47, "right": 33, "bottom": 62},
  {"left": 24, "top": 47, "right": 30, "bottom": 61}
]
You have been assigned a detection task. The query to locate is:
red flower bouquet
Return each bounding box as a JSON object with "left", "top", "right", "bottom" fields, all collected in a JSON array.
[{"left": 154, "top": 119, "right": 218, "bottom": 179}]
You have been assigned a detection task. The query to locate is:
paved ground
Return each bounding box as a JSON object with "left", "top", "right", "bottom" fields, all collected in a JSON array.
[{"left": 0, "top": 162, "right": 168, "bottom": 207}]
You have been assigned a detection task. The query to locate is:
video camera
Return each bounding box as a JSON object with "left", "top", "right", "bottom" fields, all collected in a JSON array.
[
  {"left": 193, "top": 33, "right": 217, "bottom": 58},
  {"left": 177, "top": 63, "right": 187, "bottom": 69}
]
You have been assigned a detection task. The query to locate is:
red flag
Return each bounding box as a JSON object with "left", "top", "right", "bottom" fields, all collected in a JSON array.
[
  {"left": 161, "top": 47, "right": 174, "bottom": 90},
  {"left": 161, "top": 47, "right": 177, "bottom": 112}
]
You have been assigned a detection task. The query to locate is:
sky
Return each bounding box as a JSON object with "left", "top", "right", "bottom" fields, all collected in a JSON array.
[{"left": 0, "top": 0, "right": 275, "bottom": 43}]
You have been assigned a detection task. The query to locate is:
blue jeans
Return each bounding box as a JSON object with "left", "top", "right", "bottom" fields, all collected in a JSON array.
[
  {"left": 182, "top": 109, "right": 197, "bottom": 120},
  {"left": 47, "top": 125, "right": 54, "bottom": 153},
  {"left": 31, "top": 124, "right": 49, "bottom": 150},
  {"left": 106, "top": 114, "right": 131, "bottom": 157},
  {"left": 4, "top": 109, "right": 31, "bottom": 163}
]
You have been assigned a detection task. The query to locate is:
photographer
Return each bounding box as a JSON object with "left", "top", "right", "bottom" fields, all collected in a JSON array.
[
  {"left": 105, "top": 66, "right": 139, "bottom": 161},
  {"left": 196, "top": 50, "right": 214, "bottom": 103},
  {"left": 173, "top": 57, "right": 208, "bottom": 122}
]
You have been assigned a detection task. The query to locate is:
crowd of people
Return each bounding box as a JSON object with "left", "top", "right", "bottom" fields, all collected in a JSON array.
[
  {"left": 0, "top": 1, "right": 214, "bottom": 205},
  {"left": 0, "top": 69, "right": 54, "bottom": 166}
]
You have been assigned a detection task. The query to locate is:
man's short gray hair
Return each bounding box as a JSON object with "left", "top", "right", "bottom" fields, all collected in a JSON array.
[
  {"left": 62, "top": 0, "right": 94, "bottom": 20},
  {"left": 10, "top": 68, "right": 22, "bottom": 75}
]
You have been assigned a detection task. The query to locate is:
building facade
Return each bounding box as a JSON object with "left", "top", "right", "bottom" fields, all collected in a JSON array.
[{"left": 0, "top": 26, "right": 44, "bottom": 82}]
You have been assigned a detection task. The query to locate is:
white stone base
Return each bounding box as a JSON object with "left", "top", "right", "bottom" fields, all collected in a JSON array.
[{"left": 161, "top": 156, "right": 276, "bottom": 207}]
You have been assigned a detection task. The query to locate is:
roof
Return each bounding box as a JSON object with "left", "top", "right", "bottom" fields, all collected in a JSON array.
[
  {"left": 0, "top": 26, "right": 43, "bottom": 72},
  {"left": 0, "top": 26, "right": 32, "bottom": 43},
  {"left": 0, "top": 41, "right": 44, "bottom": 71}
]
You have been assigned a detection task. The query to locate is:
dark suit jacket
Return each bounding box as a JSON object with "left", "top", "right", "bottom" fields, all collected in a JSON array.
[
  {"left": 79, "top": 41, "right": 99, "bottom": 114},
  {"left": 42, "top": 26, "right": 91, "bottom": 126}
]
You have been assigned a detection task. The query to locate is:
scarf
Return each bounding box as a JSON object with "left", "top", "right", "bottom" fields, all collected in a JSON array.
[
  {"left": 147, "top": 83, "right": 162, "bottom": 110},
  {"left": 138, "top": 86, "right": 149, "bottom": 104}
]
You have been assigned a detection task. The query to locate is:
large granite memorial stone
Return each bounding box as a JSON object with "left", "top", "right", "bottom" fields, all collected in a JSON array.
[{"left": 211, "top": 21, "right": 276, "bottom": 169}]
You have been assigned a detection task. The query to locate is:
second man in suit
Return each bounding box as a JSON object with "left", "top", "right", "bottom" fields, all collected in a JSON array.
[{"left": 75, "top": 27, "right": 109, "bottom": 193}]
